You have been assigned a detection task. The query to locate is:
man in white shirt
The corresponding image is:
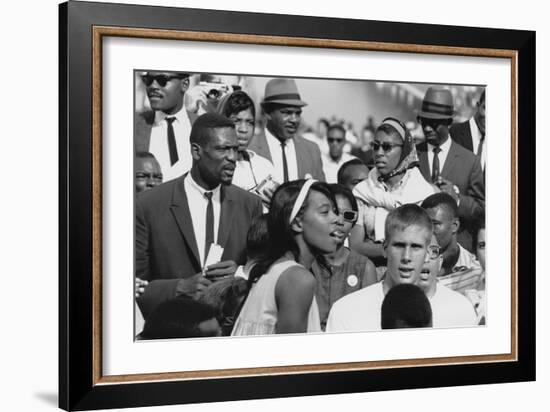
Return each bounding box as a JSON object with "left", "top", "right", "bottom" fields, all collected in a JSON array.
[
  {"left": 451, "top": 90, "right": 486, "bottom": 171},
  {"left": 326, "top": 204, "right": 433, "bottom": 332},
  {"left": 417, "top": 234, "right": 478, "bottom": 328},
  {"left": 416, "top": 87, "right": 485, "bottom": 251},
  {"left": 135, "top": 113, "right": 263, "bottom": 318},
  {"left": 248, "top": 78, "right": 325, "bottom": 182},
  {"left": 135, "top": 71, "right": 194, "bottom": 182},
  {"left": 321, "top": 123, "right": 357, "bottom": 183},
  {"left": 421, "top": 192, "right": 484, "bottom": 294}
]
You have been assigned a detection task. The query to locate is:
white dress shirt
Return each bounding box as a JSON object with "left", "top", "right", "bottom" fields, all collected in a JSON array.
[
  {"left": 183, "top": 173, "right": 221, "bottom": 267},
  {"left": 427, "top": 135, "right": 452, "bottom": 176},
  {"left": 149, "top": 108, "right": 193, "bottom": 183},
  {"left": 469, "top": 117, "right": 486, "bottom": 170},
  {"left": 265, "top": 128, "right": 298, "bottom": 183},
  {"left": 232, "top": 150, "right": 275, "bottom": 191},
  {"left": 321, "top": 152, "right": 356, "bottom": 184}
]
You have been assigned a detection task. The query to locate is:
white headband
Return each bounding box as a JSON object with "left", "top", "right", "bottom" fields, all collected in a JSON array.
[
  {"left": 289, "top": 179, "right": 318, "bottom": 224},
  {"left": 382, "top": 118, "right": 407, "bottom": 141}
]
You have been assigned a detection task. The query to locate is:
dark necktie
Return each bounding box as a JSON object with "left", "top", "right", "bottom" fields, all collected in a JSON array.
[
  {"left": 432, "top": 146, "right": 442, "bottom": 182},
  {"left": 280, "top": 140, "right": 289, "bottom": 182},
  {"left": 165, "top": 117, "right": 178, "bottom": 166},
  {"left": 204, "top": 191, "right": 214, "bottom": 261},
  {"left": 476, "top": 133, "right": 485, "bottom": 160}
]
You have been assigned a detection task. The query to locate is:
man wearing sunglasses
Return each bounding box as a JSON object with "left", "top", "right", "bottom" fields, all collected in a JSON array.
[
  {"left": 135, "top": 71, "right": 193, "bottom": 183},
  {"left": 416, "top": 87, "right": 485, "bottom": 252},
  {"left": 417, "top": 234, "right": 478, "bottom": 327},
  {"left": 321, "top": 123, "right": 357, "bottom": 183}
]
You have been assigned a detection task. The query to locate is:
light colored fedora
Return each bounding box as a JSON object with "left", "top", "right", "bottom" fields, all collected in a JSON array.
[
  {"left": 261, "top": 78, "right": 307, "bottom": 107},
  {"left": 417, "top": 87, "right": 455, "bottom": 120}
]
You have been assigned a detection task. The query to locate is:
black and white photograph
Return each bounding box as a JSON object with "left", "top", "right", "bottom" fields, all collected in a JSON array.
[{"left": 133, "top": 72, "right": 487, "bottom": 340}]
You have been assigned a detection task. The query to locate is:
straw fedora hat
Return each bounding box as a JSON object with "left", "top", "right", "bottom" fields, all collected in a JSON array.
[
  {"left": 261, "top": 78, "right": 307, "bottom": 107},
  {"left": 417, "top": 87, "right": 455, "bottom": 120}
]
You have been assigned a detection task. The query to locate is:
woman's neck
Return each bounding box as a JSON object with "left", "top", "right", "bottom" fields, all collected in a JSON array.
[
  {"left": 324, "top": 245, "right": 348, "bottom": 266},
  {"left": 295, "top": 237, "right": 316, "bottom": 269}
]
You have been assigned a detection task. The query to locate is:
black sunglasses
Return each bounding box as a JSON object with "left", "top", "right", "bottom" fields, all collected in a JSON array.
[
  {"left": 327, "top": 137, "right": 345, "bottom": 143},
  {"left": 341, "top": 209, "right": 358, "bottom": 222},
  {"left": 141, "top": 74, "right": 182, "bottom": 87},
  {"left": 370, "top": 141, "right": 403, "bottom": 153},
  {"left": 418, "top": 117, "right": 448, "bottom": 129}
]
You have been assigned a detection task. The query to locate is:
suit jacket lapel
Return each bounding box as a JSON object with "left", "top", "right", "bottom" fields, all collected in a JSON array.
[
  {"left": 442, "top": 141, "right": 459, "bottom": 177},
  {"left": 170, "top": 175, "right": 201, "bottom": 266},
  {"left": 294, "top": 136, "right": 307, "bottom": 178},
  {"left": 418, "top": 148, "right": 431, "bottom": 182},
  {"left": 217, "top": 185, "right": 234, "bottom": 249}
]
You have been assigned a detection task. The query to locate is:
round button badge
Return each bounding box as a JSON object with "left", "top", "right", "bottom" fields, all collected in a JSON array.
[{"left": 347, "top": 274, "right": 358, "bottom": 287}]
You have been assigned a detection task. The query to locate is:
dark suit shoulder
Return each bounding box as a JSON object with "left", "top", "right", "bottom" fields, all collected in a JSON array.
[
  {"left": 135, "top": 110, "right": 155, "bottom": 126},
  {"left": 450, "top": 139, "right": 476, "bottom": 159},
  {"left": 136, "top": 177, "right": 181, "bottom": 209},
  {"left": 225, "top": 184, "right": 263, "bottom": 206}
]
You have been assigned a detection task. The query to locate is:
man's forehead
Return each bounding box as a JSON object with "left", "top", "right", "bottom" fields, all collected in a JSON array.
[
  {"left": 388, "top": 224, "right": 431, "bottom": 240},
  {"left": 208, "top": 127, "right": 237, "bottom": 143}
]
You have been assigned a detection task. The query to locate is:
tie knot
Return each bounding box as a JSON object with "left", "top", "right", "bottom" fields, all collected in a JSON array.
[
  {"left": 166, "top": 116, "right": 176, "bottom": 125},
  {"left": 204, "top": 191, "right": 213, "bottom": 201},
  {"left": 433, "top": 147, "right": 442, "bottom": 154},
  {"left": 280, "top": 139, "right": 287, "bottom": 147}
]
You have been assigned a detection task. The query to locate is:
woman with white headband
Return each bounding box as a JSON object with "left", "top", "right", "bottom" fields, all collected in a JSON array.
[
  {"left": 232, "top": 179, "right": 342, "bottom": 335},
  {"left": 350, "top": 117, "right": 438, "bottom": 263}
]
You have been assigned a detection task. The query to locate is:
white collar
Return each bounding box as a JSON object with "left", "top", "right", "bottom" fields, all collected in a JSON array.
[
  {"left": 154, "top": 106, "right": 187, "bottom": 125},
  {"left": 427, "top": 135, "right": 452, "bottom": 153},
  {"left": 186, "top": 172, "right": 221, "bottom": 197}
]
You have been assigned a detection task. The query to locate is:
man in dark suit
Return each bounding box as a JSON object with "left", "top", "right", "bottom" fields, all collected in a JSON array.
[
  {"left": 416, "top": 87, "right": 485, "bottom": 251},
  {"left": 450, "top": 90, "right": 486, "bottom": 171},
  {"left": 136, "top": 113, "right": 263, "bottom": 317},
  {"left": 135, "top": 71, "right": 194, "bottom": 183},
  {"left": 248, "top": 78, "right": 326, "bottom": 182}
]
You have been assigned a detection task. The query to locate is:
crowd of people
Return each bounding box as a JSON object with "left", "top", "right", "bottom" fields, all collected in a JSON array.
[{"left": 134, "top": 71, "right": 486, "bottom": 339}]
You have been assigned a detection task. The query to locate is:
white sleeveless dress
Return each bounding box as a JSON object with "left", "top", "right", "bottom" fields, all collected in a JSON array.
[{"left": 231, "top": 256, "right": 321, "bottom": 336}]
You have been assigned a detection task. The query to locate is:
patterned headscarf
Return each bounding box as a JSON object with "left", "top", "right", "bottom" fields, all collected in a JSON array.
[{"left": 376, "top": 117, "right": 419, "bottom": 183}]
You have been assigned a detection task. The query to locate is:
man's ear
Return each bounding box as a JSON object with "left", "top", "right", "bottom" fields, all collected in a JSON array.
[
  {"left": 180, "top": 77, "right": 190, "bottom": 94},
  {"left": 451, "top": 217, "right": 460, "bottom": 235},
  {"left": 290, "top": 216, "right": 304, "bottom": 234},
  {"left": 191, "top": 142, "right": 201, "bottom": 161}
]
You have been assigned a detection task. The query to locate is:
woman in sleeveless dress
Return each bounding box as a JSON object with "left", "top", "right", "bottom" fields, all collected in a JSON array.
[{"left": 232, "top": 179, "right": 342, "bottom": 336}]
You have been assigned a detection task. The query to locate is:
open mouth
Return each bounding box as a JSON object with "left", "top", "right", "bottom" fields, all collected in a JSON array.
[
  {"left": 330, "top": 230, "right": 346, "bottom": 241},
  {"left": 398, "top": 267, "right": 415, "bottom": 278},
  {"left": 419, "top": 268, "right": 430, "bottom": 281}
]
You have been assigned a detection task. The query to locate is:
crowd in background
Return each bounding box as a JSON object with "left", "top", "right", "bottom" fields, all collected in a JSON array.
[{"left": 134, "top": 71, "right": 486, "bottom": 339}]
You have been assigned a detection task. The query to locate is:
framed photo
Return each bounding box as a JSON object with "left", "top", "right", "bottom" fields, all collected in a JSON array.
[{"left": 59, "top": 1, "right": 535, "bottom": 410}]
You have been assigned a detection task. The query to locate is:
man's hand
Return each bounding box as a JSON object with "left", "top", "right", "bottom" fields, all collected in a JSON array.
[
  {"left": 435, "top": 176, "right": 459, "bottom": 202},
  {"left": 175, "top": 272, "right": 212, "bottom": 300},
  {"left": 135, "top": 277, "right": 149, "bottom": 298},
  {"left": 204, "top": 260, "right": 237, "bottom": 282},
  {"left": 261, "top": 182, "right": 280, "bottom": 204}
]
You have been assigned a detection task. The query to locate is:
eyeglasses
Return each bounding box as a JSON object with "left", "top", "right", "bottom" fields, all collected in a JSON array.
[
  {"left": 141, "top": 74, "right": 182, "bottom": 87},
  {"left": 370, "top": 141, "right": 403, "bottom": 153},
  {"left": 426, "top": 245, "right": 441, "bottom": 260},
  {"left": 418, "top": 117, "right": 446, "bottom": 130},
  {"left": 340, "top": 209, "right": 358, "bottom": 223}
]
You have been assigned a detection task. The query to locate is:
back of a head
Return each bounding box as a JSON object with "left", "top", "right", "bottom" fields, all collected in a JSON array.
[
  {"left": 421, "top": 192, "right": 459, "bottom": 219},
  {"left": 140, "top": 297, "right": 217, "bottom": 340},
  {"left": 381, "top": 284, "right": 433, "bottom": 329},
  {"left": 189, "top": 112, "right": 235, "bottom": 146},
  {"left": 385, "top": 204, "right": 433, "bottom": 242},
  {"left": 246, "top": 214, "right": 270, "bottom": 260},
  {"left": 337, "top": 158, "right": 368, "bottom": 185}
]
